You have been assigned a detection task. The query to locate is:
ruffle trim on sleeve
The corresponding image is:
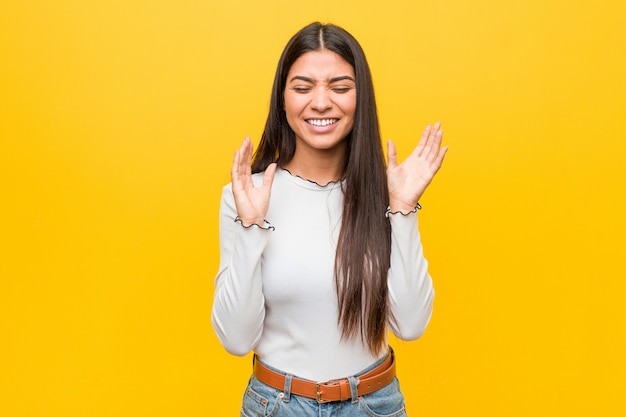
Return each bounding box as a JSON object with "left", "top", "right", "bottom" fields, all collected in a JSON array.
[
  {"left": 234, "top": 217, "right": 275, "bottom": 231},
  {"left": 385, "top": 203, "right": 422, "bottom": 218}
]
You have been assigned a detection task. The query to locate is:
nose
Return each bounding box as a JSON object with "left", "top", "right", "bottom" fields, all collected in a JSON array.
[{"left": 311, "top": 87, "right": 331, "bottom": 111}]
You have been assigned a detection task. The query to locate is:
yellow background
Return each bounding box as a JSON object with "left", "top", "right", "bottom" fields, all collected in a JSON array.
[{"left": 2, "top": 0, "right": 625, "bottom": 415}]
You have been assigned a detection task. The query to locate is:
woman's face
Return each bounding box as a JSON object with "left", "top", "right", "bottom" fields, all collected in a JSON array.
[{"left": 284, "top": 50, "right": 356, "bottom": 157}]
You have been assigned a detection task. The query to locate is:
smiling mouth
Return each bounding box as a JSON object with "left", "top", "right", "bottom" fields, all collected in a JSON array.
[{"left": 306, "top": 118, "right": 339, "bottom": 127}]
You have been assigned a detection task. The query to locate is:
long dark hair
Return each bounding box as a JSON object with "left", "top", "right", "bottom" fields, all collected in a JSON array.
[{"left": 251, "top": 22, "right": 392, "bottom": 356}]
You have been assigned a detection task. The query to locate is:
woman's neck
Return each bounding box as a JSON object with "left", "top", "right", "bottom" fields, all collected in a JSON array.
[{"left": 282, "top": 153, "right": 345, "bottom": 185}]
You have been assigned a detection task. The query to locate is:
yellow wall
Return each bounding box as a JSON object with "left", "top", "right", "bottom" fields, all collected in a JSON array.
[{"left": 2, "top": 0, "right": 625, "bottom": 415}]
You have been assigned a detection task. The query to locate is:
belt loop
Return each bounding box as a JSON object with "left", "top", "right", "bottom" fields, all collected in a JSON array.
[
  {"left": 348, "top": 376, "right": 359, "bottom": 404},
  {"left": 282, "top": 374, "right": 293, "bottom": 403}
]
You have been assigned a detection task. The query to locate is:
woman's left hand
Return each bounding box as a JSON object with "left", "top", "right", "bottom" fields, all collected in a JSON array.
[{"left": 387, "top": 122, "right": 448, "bottom": 213}]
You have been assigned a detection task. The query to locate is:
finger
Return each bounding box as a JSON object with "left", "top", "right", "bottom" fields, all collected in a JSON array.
[
  {"left": 233, "top": 137, "right": 252, "bottom": 185},
  {"left": 433, "top": 145, "right": 448, "bottom": 170},
  {"left": 231, "top": 149, "right": 240, "bottom": 183},
  {"left": 262, "top": 162, "right": 278, "bottom": 190},
  {"left": 415, "top": 125, "right": 431, "bottom": 157},
  {"left": 237, "top": 136, "right": 253, "bottom": 181},
  {"left": 387, "top": 140, "right": 398, "bottom": 169},
  {"left": 421, "top": 122, "right": 440, "bottom": 159},
  {"left": 241, "top": 136, "right": 252, "bottom": 167},
  {"left": 429, "top": 144, "right": 448, "bottom": 175},
  {"left": 427, "top": 127, "right": 444, "bottom": 161},
  {"left": 427, "top": 120, "right": 440, "bottom": 141}
]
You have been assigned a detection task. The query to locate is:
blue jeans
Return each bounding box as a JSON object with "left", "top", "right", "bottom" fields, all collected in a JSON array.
[{"left": 240, "top": 354, "right": 407, "bottom": 417}]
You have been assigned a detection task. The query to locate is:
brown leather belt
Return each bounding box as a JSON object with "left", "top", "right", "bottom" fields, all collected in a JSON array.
[{"left": 253, "top": 350, "right": 396, "bottom": 403}]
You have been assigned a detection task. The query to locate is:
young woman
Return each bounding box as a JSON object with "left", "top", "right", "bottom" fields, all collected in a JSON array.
[{"left": 212, "top": 22, "right": 447, "bottom": 416}]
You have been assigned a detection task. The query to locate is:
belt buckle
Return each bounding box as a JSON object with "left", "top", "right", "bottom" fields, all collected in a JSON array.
[{"left": 315, "top": 381, "right": 331, "bottom": 404}]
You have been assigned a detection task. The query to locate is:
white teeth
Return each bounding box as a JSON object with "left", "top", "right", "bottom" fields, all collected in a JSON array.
[{"left": 307, "top": 119, "right": 338, "bottom": 127}]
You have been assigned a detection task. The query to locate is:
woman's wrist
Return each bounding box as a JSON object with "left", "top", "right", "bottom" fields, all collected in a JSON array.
[
  {"left": 235, "top": 216, "right": 268, "bottom": 228},
  {"left": 388, "top": 200, "right": 420, "bottom": 214}
]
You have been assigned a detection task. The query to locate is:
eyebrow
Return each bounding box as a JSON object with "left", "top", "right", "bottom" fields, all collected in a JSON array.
[{"left": 289, "top": 75, "right": 356, "bottom": 83}]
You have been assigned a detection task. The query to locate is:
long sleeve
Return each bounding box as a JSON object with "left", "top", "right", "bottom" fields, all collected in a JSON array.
[
  {"left": 211, "top": 183, "right": 273, "bottom": 356},
  {"left": 386, "top": 212, "right": 435, "bottom": 340}
]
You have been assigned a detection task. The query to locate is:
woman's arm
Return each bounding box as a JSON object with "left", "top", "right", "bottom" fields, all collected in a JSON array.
[
  {"left": 211, "top": 185, "right": 273, "bottom": 355},
  {"left": 385, "top": 122, "right": 447, "bottom": 339},
  {"left": 386, "top": 212, "right": 434, "bottom": 340},
  {"left": 211, "top": 137, "right": 276, "bottom": 356}
]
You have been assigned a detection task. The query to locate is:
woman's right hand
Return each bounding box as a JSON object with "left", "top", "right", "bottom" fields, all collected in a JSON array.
[{"left": 231, "top": 137, "right": 277, "bottom": 227}]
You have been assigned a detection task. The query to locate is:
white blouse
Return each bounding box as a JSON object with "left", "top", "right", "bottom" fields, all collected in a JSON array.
[{"left": 212, "top": 168, "right": 434, "bottom": 381}]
